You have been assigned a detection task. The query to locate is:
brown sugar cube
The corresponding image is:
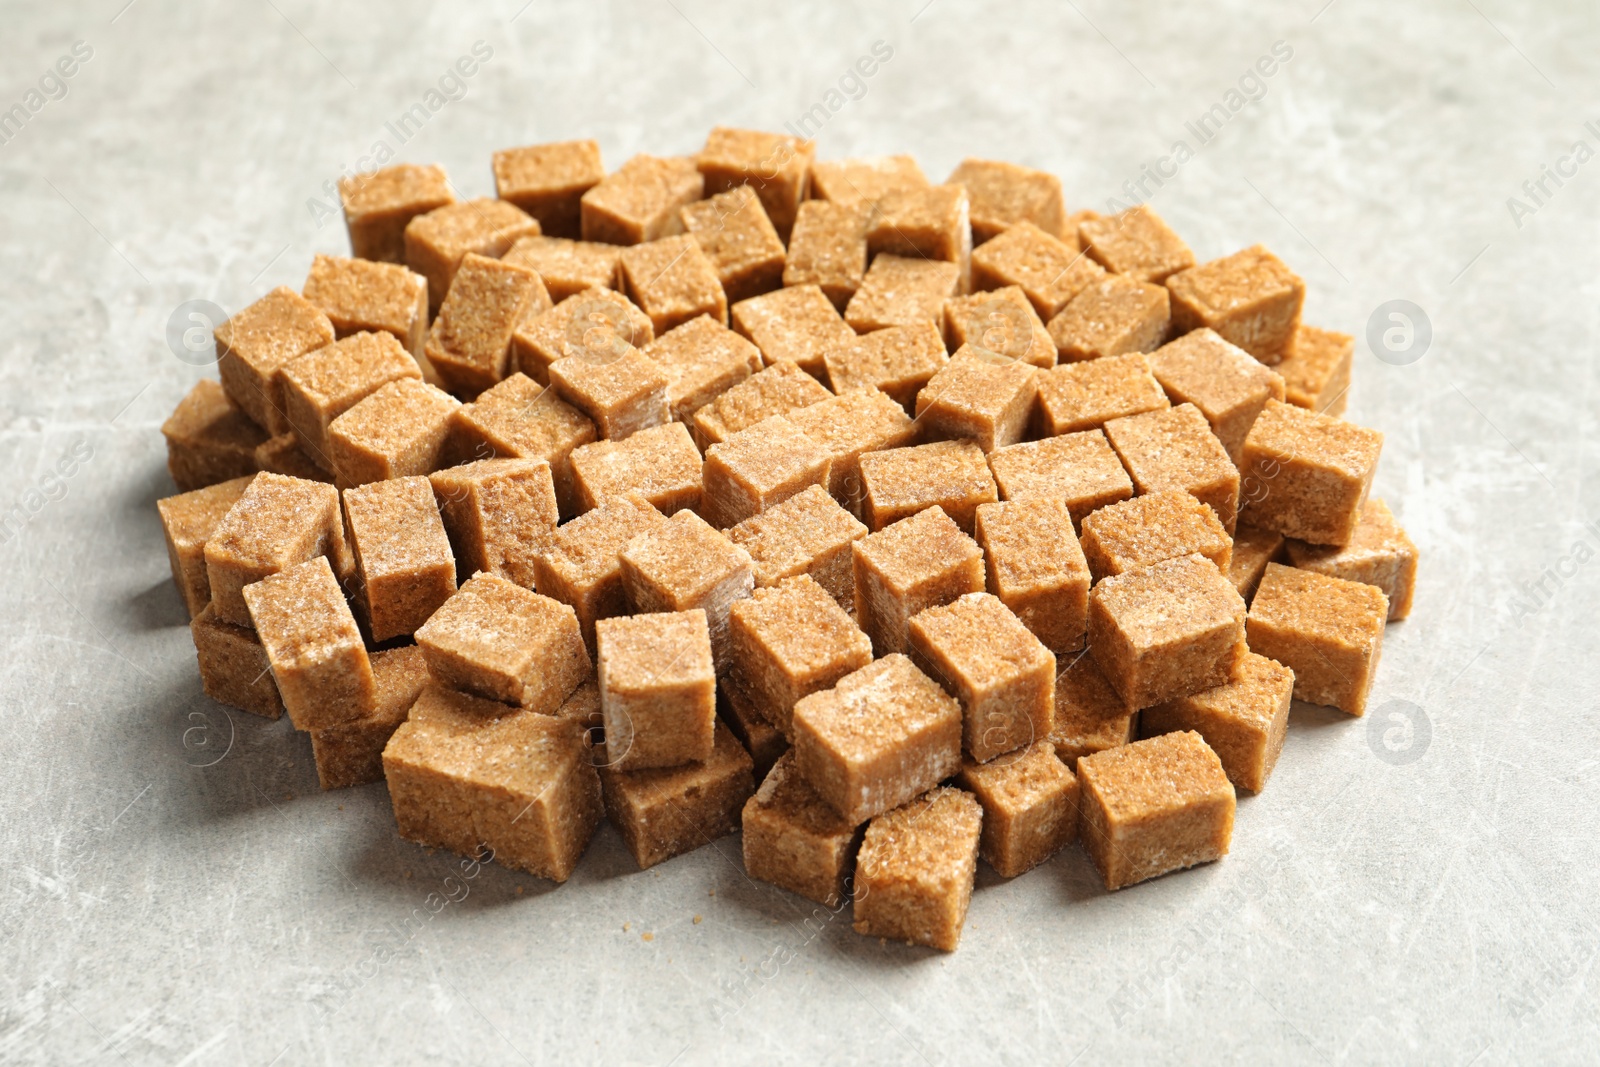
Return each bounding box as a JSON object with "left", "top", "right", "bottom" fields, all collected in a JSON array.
[
  {"left": 792, "top": 654, "right": 964, "bottom": 823},
  {"left": 859, "top": 440, "right": 998, "bottom": 535},
  {"left": 852, "top": 506, "right": 985, "bottom": 655},
  {"left": 697, "top": 126, "right": 815, "bottom": 239},
  {"left": 339, "top": 163, "right": 454, "bottom": 264},
  {"left": 1150, "top": 328, "right": 1286, "bottom": 463},
  {"left": 242, "top": 556, "right": 374, "bottom": 731},
  {"left": 532, "top": 493, "right": 668, "bottom": 650},
  {"left": 617, "top": 235, "right": 729, "bottom": 336},
  {"left": 956, "top": 741, "right": 1079, "bottom": 878},
  {"left": 203, "top": 472, "right": 347, "bottom": 626},
  {"left": 326, "top": 378, "right": 460, "bottom": 489},
  {"left": 569, "top": 421, "right": 702, "bottom": 515},
  {"left": 308, "top": 645, "right": 430, "bottom": 790},
  {"left": 865, "top": 185, "right": 972, "bottom": 290},
  {"left": 913, "top": 348, "right": 1039, "bottom": 454},
  {"left": 1104, "top": 402, "right": 1241, "bottom": 533},
  {"left": 810, "top": 154, "right": 929, "bottom": 205},
  {"left": 215, "top": 286, "right": 337, "bottom": 435},
  {"left": 942, "top": 286, "right": 1056, "bottom": 369},
  {"left": 382, "top": 685, "right": 603, "bottom": 881},
  {"left": 852, "top": 785, "right": 981, "bottom": 952},
  {"left": 1247, "top": 563, "right": 1387, "bottom": 715},
  {"left": 189, "top": 603, "right": 284, "bottom": 719},
  {"left": 547, "top": 345, "right": 670, "bottom": 441},
  {"left": 1228, "top": 523, "right": 1286, "bottom": 604},
  {"left": 1142, "top": 651, "right": 1292, "bottom": 794},
  {"left": 1035, "top": 352, "right": 1169, "bottom": 437},
  {"left": 742, "top": 750, "right": 860, "bottom": 907},
  {"left": 301, "top": 254, "right": 429, "bottom": 359},
  {"left": 619, "top": 509, "right": 754, "bottom": 672},
  {"left": 1286, "top": 498, "right": 1417, "bottom": 621},
  {"left": 1088, "top": 553, "right": 1247, "bottom": 711},
  {"left": 1278, "top": 324, "right": 1353, "bottom": 417},
  {"left": 1077, "top": 729, "right": 1235, "bottom": 891},
  {"left": 787, "top": 389, "right": 918, "bottom": 516},
  {"left": 701, "top": 415, "right": 832, "bottom": 530},
  {"left": 1238, "top": 400, "right": 1383, "bottom": 546},
  {"left": 822, "top": 322, "right": 949, "bottom": 413},
  {"left": 161, "top": 380, "right": 267, "bottom": 492},
  {"left": 429, "top": 458, "right": 558, "bottom": 589},
  {"left": 1166, "top": 245, "right": 1305, "bottom": 363},
  {"left": 159, "top": 475, "right": 256, "bottom": 617},
  {"left": 580, "top": 153, "right": 704, "bottom": 246},
  {"left": 1078, "top": 205, "right": 1196, "bottom": 284},
  {"left": 946, "top": 158, "right": 1066, "bottom": 244},
  {"left": 448, "top": 373, "right": 594, "bottom": 506},
  {"left": 691, "top": 360, "right": 833, "bottom": 451},
  {"left": 1048, "top": 651, "right": 1137, "bottom": 767},
  {"left": 414, "top": 573, "right": 591, "bottom": 712},
  {"left": 680, "top": 186, "right": 787, "bottom": 304},
  {"left": 728, "top": 575, "right": 873, "bottom": 740},
  {"left": 908, "top": 592, "right": 1056, "bottom": 762},
  {"left": 971, "top": 221, "right": 1107, "bottom": 321},
  {"left": 845, "top": 254, "right": 961, "bottom": 334},
  {"left": 726, "top": 484, "right": 868, "bottom": 608},
  {"left": 973, "top": 498, "right": 1090, "bottom": 654},
  {"left": 404, "top": 198, "right": 540, "bottom": 315},
  {"left": 424, "top": 252, "right": 548, "bottom": 397},
  {"left": 719, "top": 675, "right": 789, "bottom": 781},
  {"left": 783, "top": 200, "right": 869, "bottom": 311},
  {"left": 1079, "top": 490, "right": 1234, "bottom": 583},
  {"left": 280, "top": 330, "right": 423, "bottom": 463},
  {"left": 510, "top": 287, "right": 654, "bottom": 387},
  {"left": 641, "top": 315, "right": 762, "bottom": 423},
  {"left": 987, "top": 429, "right": 1133, "bottom": 530},
  {"left": 252, "top": 433, "right": 331, "bottom": 483},
  {"left": 596, "top": 609, "right": 716, "bottom": 771},
  {"left": 598, "top": 721, "right": 754, "bottom": 870},
  {"left": 731, "top": 284, "right": 857, "bottom": 379},
  {"left": 342, "top": 476, "right": 456, "bottom": 642},
  {"left": 502, "top": 235, "right": 622, "bottom": 303},
  {"left": 1047, "top": 275, "right": 1170, "bottom": 364},
  {"left": 492, "top": 139, "right": 605, "bottom": 238}
]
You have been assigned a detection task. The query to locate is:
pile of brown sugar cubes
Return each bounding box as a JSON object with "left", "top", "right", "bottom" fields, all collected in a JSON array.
[{"left": 157, "top": 127, "right": 1419, "bottom": 952}]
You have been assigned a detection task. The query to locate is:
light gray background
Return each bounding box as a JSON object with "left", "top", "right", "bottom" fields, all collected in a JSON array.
[{"left": 2, "top": 0, "right": 1596, "bottom": 1063}]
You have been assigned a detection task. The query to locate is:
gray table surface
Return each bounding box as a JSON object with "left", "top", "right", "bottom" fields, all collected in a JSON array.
[{"left": 3, "top": 1, "right": 1596, "bottom": 1063}]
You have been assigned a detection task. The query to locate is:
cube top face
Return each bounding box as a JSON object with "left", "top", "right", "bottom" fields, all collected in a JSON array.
[
  {"left": 281, "top": 330, "right": 420, "bottom": 412},
  {"left": 694, "top": 360, "right": 833, "bottom": 447},
  {"left": 1167, "top": 243, "right": 1303, "bottom": 320},
  {"left": 642, "top": 314, "right": 762, "bottom": 419},
  {"left": 394, "top": 683, "right": 586, "bottom": 794},
  {"left": 857, "top": 785, "right": 981, "bottom": 892},
  {"left": 909, "top": 591, "right": 1053, "bottom": 691},
  {"left": 792, "top": 653, "right": 962, "bottom": 762},
  {"left": 205, "top": 472, "right": 336, "bottom": 569},
  {"left": 707, "top": 414, "right": 830, "bottom": 497},
  {"left": 727, "top": 484, "right": 867, "bottom": 583},
  {"left": 823, "top": 321, "right": 948, "bottom": 399},
  {"left": 699, "top": 125, "right": 814, "bottom": 183},
  {"left": 621, "top": 509, "right": 752, "bottom": 603},
  {"left": 865, "top": 184, "right": 970, "bottom": 263},
  {"left": 1047, "top": 275, "right": 1170, "bottom": 361},
  {"left": 1167, "top": 650, "right": 1294, "bottom": 733},
  {"left": 492, "top": 139, "right": 605, "bottom": 199},
  {"left": 915, "top": 348, "right": 1039, "bottom": 434},
  {"left": 846, "top": 254, "right": 962, "bottom": 332},
  {"left": 1091, "top": 553, "right": 1246, "bottom": 652},
  {"left": 618, "top": 234, "right": 729, "bottom": 331},
  {"left": 731, "top": 283, "right": 856, "bottom": 375},
  {"left": 339, "top": 163, "right": 453, "bottom": 219},
  {"left": 971, "top": 221, "right": 1107, "bottom": 320},
  {"left": 457, "top": 373, "right": 595, "bottom": 459},
  {"left": 503, "top": 236, "right": 621, "bottom": 300},
  {"left": 681, "top": 185, "right": 784, "bottom": 266},
  {"left": 549, "top": 344, "right": 667, "bottom": 419},
  {"left": 596, "top": 609, "right": 714, "bottom": 693},
  {"left": 859, "top": 440, "right": 998, "bottom": 531},
  {"left": 158, "top": 474, "right": 256, "bottom": 552},
  {"left": 1247, "top": 399, "right": 1383, "bottom": 483},
  {"left": 1250, "top": 562, "right": 1388, "bottom": 647},
  {"left": 569, "top": 421, "right": 701, "bottom": 510},
  {"left": 959, "top": 739, "right": 1072, "bottom": 810},
  {"left": 329, "top": 378, "right": 460, "bottom": 459},
  {"left": 1050, "top": 651, "right": 1137, "bottom": 760},
  {"left": 1285, "top": 497, "right": 1416, "bottom": 615},
  {"left": 946, "top": 158, "right": 1064, "bottom": 242},
  {"left": 731, "top": 575, "right": 871, "bottom": 678},
  {"left": 1151, "top": 328, "right": 1285, "bottom": 419},
  {"left": 517, "top": 288, "right": 656, "bottom": 374},
  {"left": 429, "top": 253, "right": 546, "bottom": 388},
  {"left": 974, "top": 497, "right": 1089, "bottom": 592},
  {"left": 1080, "top": 490, "right": 1232, "bottom": 578},
  {"left": 809, "top": 154, "right": 929, "bottom": 205},
  {"left": 407, "top": 198, "right": 538, "bottom": 257},
  {"left": 1079, "top": 205, "right": 1196, "bottom": 283},
  {"left": 415, "top": 572, "right": 575, "bottom": 674},
  {"left": 787, "top": 387, "right": 913, "bottom": 456},
  {"left": 943, "top": 286, "right": 1055, "bottom": 369},
  {"left": 217, "top": 286, "right": 337, "bottom": 375},
  {"left": 1104, "top": 402, "right": 1236, "bottom": 498},
  {"left": 1079, "top": 729, "right": 1233, "bottom": 828},
  {"left": 581, "top": 154, "right": 703, "bottom": 243},
  {"left": 543, "top": 493, "right": 666, "bottom": 585},
  {"left": 1280, "top": 324, "right": 1354, "bottom": 412},
  {"left": 987, "top": 429, "right": 1132, "bottom": 508},
  {"left": 303, "top": 254, "right": 427, "bottom": 333},
  {"left": 1036, "top": 352, "right": 1170, "bottom": 435},
  {"left": 161, "top": 379, "right": 266, "bottom": 452},
  {"left": 241, "top": 555, "right": 361, "bottom": 667},
  {"left": 342, "top": 475, "right": 453, "bottom": 580},
  {"left": 854, "top": 505, "right": 983, "bottom": 594}
]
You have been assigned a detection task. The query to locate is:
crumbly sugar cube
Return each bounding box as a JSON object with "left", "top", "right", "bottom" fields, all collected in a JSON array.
[
  {"left": 326, "top": 378, "right": 460, "bottom": 489},
  {"left": 852, "top": 786, "right": 982, "bottom": 952},
  {"left": 946, "top": 158, "right": 1066, "bottom": 244},
  {"left": 680, "top": 185, "right": 787, "bottom": 304},
  {"left": 202, "top": 472, "right": 347, "bottom": 626},
  {"left": 956, "top": 741, "right": 1079, "bottom": 878},
  {"left": 852, "top": 506, "right": 986, "bottom": 655},
  {"left": 159, "top": 475, "right": 256, "bottom": 617},
  {"left": 1077, "top": 730, "right": 1235, "bottom": 890},
  {"left": 822, "top": 321, "right": 949, "bottom": 413},
  {"left": 547, "top": 345, "right": 670, "bottom": 441},
  {"left": 697, "top": 126, "right": 816, "bottom": 239},
  {"left": 189, "top": 602, "right": 284, "bottom": 718},
  {"left": 581, "top": 153, "right": 704, "bottom": 246},
  {"left": 1247, "top": 562, "right": 1388, "bottom": 715},
  {"left": 492, "top": 139, "right": 605, "bottom": 238},
  {"left": 597, "top": 609, "right": 717, "bottom": 770},
  {"left": 1278, "top": 324, "right": 1354, "bottom": 416},
  {"left": 501, "top": 235, "right": 622, "bottom": 303},
  {"left": 309, "top": 644, "right": 430, "bottom": 790},
  {"left": 342, "top": 476, "right": 457, "bottom": 642},
  {"left": 1035, "top": 352, "right": 1170, "bottom": 436},
  {"left": 404, "top": 198, "right": 540, "bottom": 315},
  {"left": 792, "top": 654, "right": 964, "bottom": 824},
  {"left": 510, "top": 287, "right": 655, "bottom": 386},
  {"left": 1166, "top": 244, "right": 1306, "bottom": 363},
  {"left": 1078, "top": 205, "right": 1196, "bottom": 283},
  {"left": 970, "top": 221, "right": 1107, "bottom": 320},
  {"left": 943, "top": 286, "right": 1056, "bottom": 369},
  {"left": 1048, "top": 651, "right": 1138, "bottom": 767},
  {"left": 844, "top": 254, "right": 961, "bottom": 333},
  {"left": 701, "top": 414, "right": 833, "bottom": 530},
  {"left": 1104, "top": 402, "right": 1241, "bottom": 532},
  {"left": 339, "top": 163, "right": 454, "bottom": 264},
  {"left": 532, "top": 493, "right": 668, "bottom": 651},
  {"left": 598, "top": 721, "right": 755, "bottom": 869},
  {"left": 987, "top": 429, "right": 1133, "bottom": 529},
  {"left": 569, "top": 421, "right": 702, "bottom": 515},
  {"left": 783, "top": 200, "right": 869, "bottom": 310},
  {"left": 280, "top": 330, "right": 423, "bottom": 463},
  {"left": 1150, "top": 327, "right": 1286, "bottom": 462},
  {"left": 1285, "top": 498, "right": 1417, "bottom": 620},
  {"left": 161, "top": 380, "right": 267, "bottom": 492},
  {"left": 1142, "top": 651, "right": 1293, "bottom": 794},
  {"left": 691, "top": 360, "right": 833, "bottom": 451},
  {"left": 719, "top": 675, "right": 790, "bottom": 781},
  {"left": 641, "top": 315, "right": 763, "bottom": 422},
  {"left": 786, "top": 389, "right": 919, "bottom": 517},
  {"left": 414, "top": 573, "right": 592, "bottom": 712},
  {"left": 242, "top": 556, "right": 374, "bottom": 730},
  {"left": 1228, "top": 523, "right": 1286, "bottom": 603},
  {"left": 424, "top": 252, "right": 549, "bottom": 397},
  {"left": 252, "top": 433, "right": 332, "bottom": 483},
  {"left": 215, "top": 286, "right": 337, "bottom": 435},
  {"left": 914, "top": 347, "right": 1040, "bottom": 454},
  {"left": 1238, "top": 400, "right": 1383, "bottom": 546},
  {"left": 617, "top": 234, "right": 729, "bottom": 336},
  {"left": 429, "top": 458, "right": 558, "bottom": 590},
  {"left": 1047, "top": 275, "right": 1170, "bottom": 363},
  {"left": 1079, "top": 489, "right": 1234, "bottom": 582},
  {"left": 742, "top": 750, "right": 861, "bottom": 907},
  {"left": 859, "top": 439, "right": 998, "bottom": 534},
  {"left": 618, "top": 509, "right": 754, "bottom": 672},
  {"left": 809, "top": 154, "right": 930, "bottom": 205},
  {"left": 865, "top": 185, "right": 972, "bottom": 290},
  {"left": 974, "top": 498, "right": 1091, "bottom": 654},
  {"left": 731, "top": 284, "right": 858, "bottom": 378},
  {"left": 301, "top": 254, "right": 429, "bottom": 358},
  {"left": 1088, "top": 553, "right": 1247, "bottom": 710},
  {"left": 725, "top": 484, "right": 868, "bottom": 608}
]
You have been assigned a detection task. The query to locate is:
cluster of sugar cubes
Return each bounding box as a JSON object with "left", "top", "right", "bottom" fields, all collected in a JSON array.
[{"left": 158, "top": 127, "right": 1418, "bottom": 950}]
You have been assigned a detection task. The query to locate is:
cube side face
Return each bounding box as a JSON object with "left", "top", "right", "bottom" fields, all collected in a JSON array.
[
  {"left": 1143, "top": 687, "right": 1289, "bottom": 795},
  {"left": 363, "top": 562, "right": 458, "bottom": 644},
  {"left": 382, "top": 746, "right": 482, "bottom": 858},
  {"left": 276, "top": 643, "right": 378, "bottom": 731},
  {"left": 310, "top": 718, "right": 399, "bottom": 790},
  {"left": 1246, "top": 616, "right": 1379, "bottom": 716},
  {"left": 475, "top": 761, "right": 603, "bottom": 882},
  {"left": 793, "top": 703, "right": 962, "bottom": 826},
  {"left": 1084, "top": 789, "right": 1234, "bottom": 890},
  {"left": 602, "top": 678, "right": 717, "bottom": 770},
  {"left": 962, "top": 661, "right": 1057, "bottom": 763},
  {"left": 416, "top": 638, "right": 523, "bottom": 707},
  {"left": 190, "top": 609, "right": 285, "bottom": 719},
  {"left": 741, "top": 803, "right": 855, "bottom": 908},
  {"left": 852, "top": 870, "right": 969, "bottom": 952},
  {"left": 1241, "top": 447, "right": 1373, "bottom": 546}
]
